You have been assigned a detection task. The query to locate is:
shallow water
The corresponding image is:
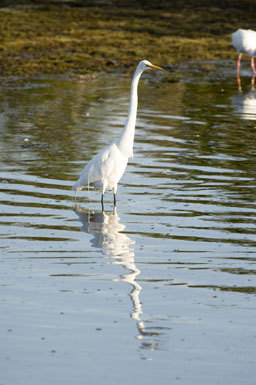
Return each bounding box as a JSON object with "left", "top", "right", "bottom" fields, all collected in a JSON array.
[{"left": 1, "top": 64, "right": 256, "bottom": 385}]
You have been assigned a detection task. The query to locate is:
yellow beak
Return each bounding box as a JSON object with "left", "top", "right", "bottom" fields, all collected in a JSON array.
[{"left": 148, "top": 63, "right": 166, "bottom": 72}]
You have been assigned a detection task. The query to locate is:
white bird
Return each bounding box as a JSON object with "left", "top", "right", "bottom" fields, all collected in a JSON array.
[
  {"left": 72, "top": 60, "right": 165, "bottom": 209},
  {"left": 232, "top": 29, "right": 256, "bottom": 74}
]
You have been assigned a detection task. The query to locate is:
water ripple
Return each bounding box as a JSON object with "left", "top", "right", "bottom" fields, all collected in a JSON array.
[{"left": 1, "top": 74, "right": 256, "bottom": 385}]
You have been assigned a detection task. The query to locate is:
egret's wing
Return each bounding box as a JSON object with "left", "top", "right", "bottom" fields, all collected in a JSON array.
[
  {"left": 232, "top": 29, "right": 256, "bottom": 54},
  {"left": 243, "top": 30, "right": 256, "bottom": 54},
  {"left": 88, "top": 146, "right": 113, "bottom": 183},
  {"left": 72, "top": 144, "right": 117, "bottom": 191}
]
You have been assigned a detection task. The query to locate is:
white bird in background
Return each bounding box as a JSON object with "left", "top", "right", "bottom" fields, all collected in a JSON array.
[
  {"left": 232, "top": 29, "right": 256, "bottom": 74},
  {"left": 72, "top": 60, "right": 165, "bottom": 209}
]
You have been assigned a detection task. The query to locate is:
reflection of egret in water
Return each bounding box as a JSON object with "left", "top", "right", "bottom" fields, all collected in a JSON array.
[
  {"left": 232, "top": 75, "right": 256, "bottom": 120},
  {"left": 73, "top": 205, "right": 161, "bottom": 347}
]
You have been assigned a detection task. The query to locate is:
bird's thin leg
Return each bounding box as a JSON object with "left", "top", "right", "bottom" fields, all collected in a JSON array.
[
  {"left": 251, "top": 56, "right": 256, "bottom": 74},
  {"left": 237, "top": 73, "right": 242, "bottom": 91},
  {"left": 113, "top": 186, "right": 117, "bottom": 207},
  {"left": 251, "top": 75, "right": 255, "bottom": 90},
  {"left": 237, "top": 53, "right": 242, "bottom": 74},
  {"left": 101, "top": 194, "right": 104, "bottom": 211}
]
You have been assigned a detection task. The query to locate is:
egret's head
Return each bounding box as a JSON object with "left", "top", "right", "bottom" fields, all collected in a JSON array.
[{"left": 139, "top": 60, "right": 165, "bottom": 72}]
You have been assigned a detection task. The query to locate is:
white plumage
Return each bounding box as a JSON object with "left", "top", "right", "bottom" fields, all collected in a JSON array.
[
  {"left": 72, "top": 59, "right": 165, "bottom": 208},
  {"left": 232, "top": 29, "right": 256, "bottom": 74}
]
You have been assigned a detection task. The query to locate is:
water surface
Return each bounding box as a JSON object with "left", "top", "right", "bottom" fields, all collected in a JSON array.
[{"left": 1, "top": 64, "right": 256, "bottom": 385}]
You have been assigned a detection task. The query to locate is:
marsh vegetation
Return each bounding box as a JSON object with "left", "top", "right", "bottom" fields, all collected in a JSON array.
[{"left": 1, "top": 0, "right": 255, "bottom": 77}]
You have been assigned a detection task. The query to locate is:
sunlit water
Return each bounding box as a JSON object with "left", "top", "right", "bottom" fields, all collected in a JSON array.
[{"left": 1, "top": 64, "right": 256, "bottom": 385}]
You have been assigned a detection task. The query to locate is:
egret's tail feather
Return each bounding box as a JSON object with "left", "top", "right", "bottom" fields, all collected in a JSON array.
[{"left": 72, "top": 182, "right": 84, "bottom": 193}]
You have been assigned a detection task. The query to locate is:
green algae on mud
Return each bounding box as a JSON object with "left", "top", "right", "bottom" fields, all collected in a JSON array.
[{"left": 0, "top": 0, "right": 256, "bottom": 78}]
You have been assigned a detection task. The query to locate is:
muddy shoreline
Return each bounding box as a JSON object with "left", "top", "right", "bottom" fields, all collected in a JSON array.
[{"left": 0, "top": 0, "right": 255, "bottom": 78}]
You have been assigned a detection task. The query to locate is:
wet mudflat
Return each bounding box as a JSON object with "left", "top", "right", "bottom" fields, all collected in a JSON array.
[{"left": 1, "top": 63, "right": 256, "bottom": 384}]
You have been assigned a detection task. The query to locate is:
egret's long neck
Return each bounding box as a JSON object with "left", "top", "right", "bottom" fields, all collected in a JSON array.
[{"left": 116, "top": 67, "right": 143, "bottom": 158}]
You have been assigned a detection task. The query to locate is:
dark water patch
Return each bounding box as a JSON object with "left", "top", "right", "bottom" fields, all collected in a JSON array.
[{"left": 188, "top": 285, "right": 256, "bottom": 294}]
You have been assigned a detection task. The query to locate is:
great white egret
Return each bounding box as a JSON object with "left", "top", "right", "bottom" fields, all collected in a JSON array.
[
  {"left": 72, "top": 60, "right": 165, "bottom": 209},
  {"left": 232, "top": 29, "right": 256, "bottom": 74}
]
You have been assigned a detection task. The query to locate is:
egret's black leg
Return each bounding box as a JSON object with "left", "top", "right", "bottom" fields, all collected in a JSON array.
[
  {"left": 113, "top": 193, "right": 117, "bottom": 207},
  {"left": 101, "top": 194, "right": 104, "bottom": 211}
]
